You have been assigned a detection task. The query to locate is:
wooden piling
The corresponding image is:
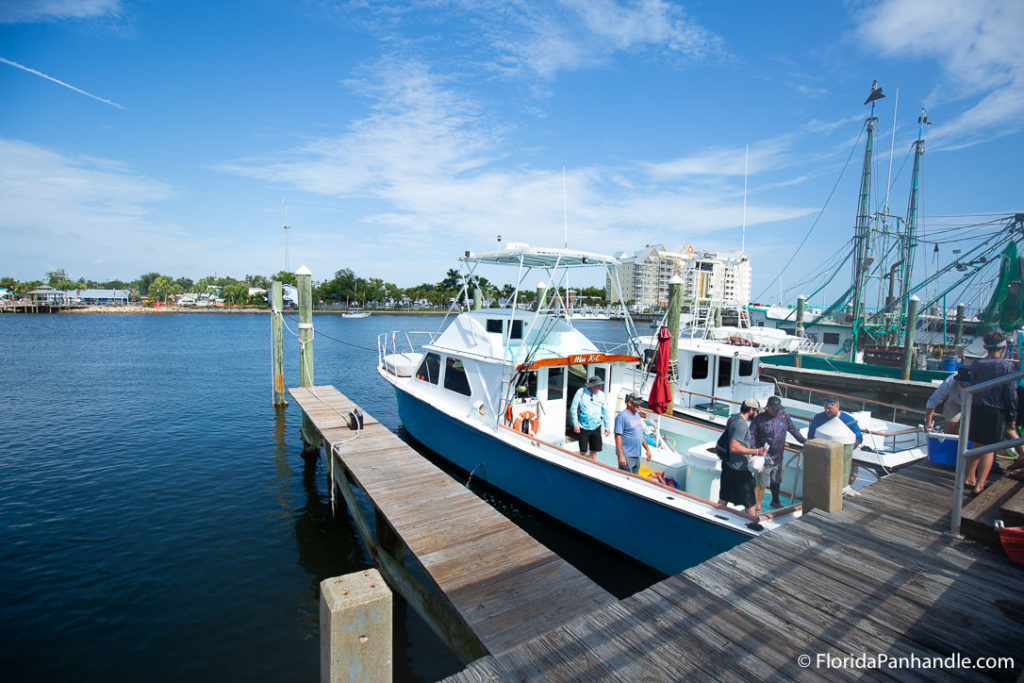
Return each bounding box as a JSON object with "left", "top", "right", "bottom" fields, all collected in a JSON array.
[
  {"left": 901, "top": 295, "right": 920, "bottom": 381},
  {"left": 954, "top": 302, "right": 965, "bottom": 354},
  {"left": 320, "top": 569, "right": 392, "bottom": 683},
  {"left": 296, "top": 266, "right": 318, "bottom": 450},
  {"left": 472, "top": 286, "right": 482, "bottom": 311},
  {"left": 271, "top": 281, "right": 287, "bottom": 407},
  {"left": 794, "top": 295, "right": 806, "bottom": 368},
  {"left": 666, "top": 276, "right": 682, "bottom": 400}
]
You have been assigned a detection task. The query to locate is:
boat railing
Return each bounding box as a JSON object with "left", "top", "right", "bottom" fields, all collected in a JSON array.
[
  {"left": 950, "top": 368, "right": 1024, "bottom": 535},
  {"left": 676, "top": 387, "right": 924, "bottom": 448},
  {"left": 377, "top": 330, "right": 434, "bottom": 365},
  {"left": 771, "top": 380, "right": 924, "bottom": 423}
]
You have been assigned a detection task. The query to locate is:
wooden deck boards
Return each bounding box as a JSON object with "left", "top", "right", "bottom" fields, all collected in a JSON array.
[
  {"left": 449, "top": 461, "right": 1024, "bottom": 681},
  {"left": 288, "top": 385, "right": 616, "bottom": 656}
]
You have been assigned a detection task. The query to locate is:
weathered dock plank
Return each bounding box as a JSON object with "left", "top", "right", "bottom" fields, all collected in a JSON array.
[
  {"left": 448, "top": 462, "right": 1024, "bottom": 681},
  {"left": 289, "top": 385, "right": 617, "bottom": 658}
]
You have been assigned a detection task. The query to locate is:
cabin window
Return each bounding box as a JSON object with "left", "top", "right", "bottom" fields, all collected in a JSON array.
[
  {"left": 692, "top": 355, "right": 709, "bottom": 380},
  {"left": 593, "top": 367, "right": 607, "bottom": 385},
  {"left": 444, "top": 357, "right": 472, "bottom": 396},
  {"left": 738, "top": 359, "right": 754, "bottom": 377},
  {"left": 718, "top": 357, "right": 732, "bottom": 387},
  {"left": 416, "top": 353, "right": 440, "bottom": 384},
  {"left": 756, "top": 321, "right": 764, "bottom": 327},
  {"left": 780, "top": 327, "right": 795, "bottom": 335},
  {"left": 547, "top": 367, "right": 564, "bottom": 400},
  {"left": 510, "top": 319, "right": 524, "bottom": 339},
  {"left": 486, "top": 319, "right": 502, "bottom": 334},
  {"left": 823, "top": 332, "right": 840, "bottom": 345}
]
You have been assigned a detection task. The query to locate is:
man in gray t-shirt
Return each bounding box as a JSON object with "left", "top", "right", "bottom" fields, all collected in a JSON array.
[{"left": 719, "top": 398, "right": 767, "bottom": 521}]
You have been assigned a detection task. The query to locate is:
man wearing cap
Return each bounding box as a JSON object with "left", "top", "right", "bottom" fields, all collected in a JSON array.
[
  {"left": 719, "top": 398, "right": 768, "bottom": 524},
  {"left": 924, "top": 365, "right": 971, "bottom": 434},
  {"left": 570, "top": 375, "right": 612, "bottom": 460},
  {"left": 614, "top": 394, "right": 652, "bottom": 473},
  {"left": 750, "top": 395, "right": 806, "bottom": 510},
  {"left": 965, "top": 331, "right": 1017, "bottom": 494},
  {"left": 808, "top": 397, "right": 863, "bottom": 496}
]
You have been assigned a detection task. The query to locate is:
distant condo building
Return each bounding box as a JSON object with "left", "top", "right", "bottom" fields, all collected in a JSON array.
[{"left": 608, "top": 245, "right": 751, "bottom": 313}]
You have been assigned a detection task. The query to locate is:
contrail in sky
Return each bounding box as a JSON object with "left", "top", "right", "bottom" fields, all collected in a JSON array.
[{"left": 0, "top": 56, "right": 125, "bottom": 109}]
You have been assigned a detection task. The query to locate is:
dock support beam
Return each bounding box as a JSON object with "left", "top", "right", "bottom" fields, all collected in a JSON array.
[
  {"left": 794, "top": 295, "right": 806, "bottom": 368},
  {"left": 320, "top": 569, "right": 392, "bottom": 683},
  {"left": 271, "top": 281, "right": 287, "bottom": 407},
  {"left": 901, "top": 296, "right": 920, "bottom": 381},
  {"left": 802, "top": 438, "right": 843, "bottom": 513}
]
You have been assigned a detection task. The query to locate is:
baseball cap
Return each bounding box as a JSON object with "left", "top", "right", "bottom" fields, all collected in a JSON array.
[{"left": 741, "top": 398, "right": 760, "bottom": 410}]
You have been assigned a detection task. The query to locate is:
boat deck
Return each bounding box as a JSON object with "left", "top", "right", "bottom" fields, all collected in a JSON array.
[
  {"left": 289, "top": 386, "right": 616, "bottom": 656},
  {"left": 447, "top": 460, "right": 1024, "bottom": 680}
]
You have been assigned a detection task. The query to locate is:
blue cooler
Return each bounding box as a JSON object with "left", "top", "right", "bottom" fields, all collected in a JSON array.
[{"left": 927, "top": 435, "right": 970, "bottom": 467}]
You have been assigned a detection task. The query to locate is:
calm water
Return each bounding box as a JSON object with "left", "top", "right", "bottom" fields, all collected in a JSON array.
[{"left": 0, "top": 313, "right": 660, "bottom": 681}]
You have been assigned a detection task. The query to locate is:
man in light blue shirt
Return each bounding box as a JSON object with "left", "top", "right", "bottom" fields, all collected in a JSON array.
[{"left": 571, "top": 375, "right": 612, "bottom": 459}]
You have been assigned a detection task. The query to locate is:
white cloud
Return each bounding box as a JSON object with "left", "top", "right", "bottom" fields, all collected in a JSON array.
[
  {"left": 477, "top": 0, "right": 724, "bottom": 80},
  {"left": 0, "top": 138, "right": 194, "bottom": 279},
  {"left": 0, "top": 0, "right": 120, "bottom": 23},
  {"left": 857, "top": 0, "right": 1024, "bottom": 148},
  {"left": 221, "top": 58, "right": 817, "bottom": 285}
]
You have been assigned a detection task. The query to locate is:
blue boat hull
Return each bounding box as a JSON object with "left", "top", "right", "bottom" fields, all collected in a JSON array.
[{"left": 394, "top": 387, "right": 747, "bottom": 575}]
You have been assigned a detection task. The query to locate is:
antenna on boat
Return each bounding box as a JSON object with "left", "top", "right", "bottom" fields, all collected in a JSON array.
[
  {"left": 283, "top": 198, "right": 290, "bottom": 272},
  {"left": 741, "top": 144, "right": 748, "bottom": 254},
  {"left": 562, "top": 167, "right": 568, "bottom": 248},
  {"left": 883, "top": 87, "right": 899, "bottom": 219}
]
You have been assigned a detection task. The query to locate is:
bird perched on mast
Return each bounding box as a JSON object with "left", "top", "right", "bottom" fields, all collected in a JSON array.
[{"left": 864, "top": 79, "right": 885, "bottom": 105}]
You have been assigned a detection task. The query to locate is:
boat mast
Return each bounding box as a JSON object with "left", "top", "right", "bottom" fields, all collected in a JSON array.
[
  {"left": 898, "top": 109, "right": 927, "bottom": 328},
  {"left": 850, "top": 80, "right": 883, "bottom": 361}
]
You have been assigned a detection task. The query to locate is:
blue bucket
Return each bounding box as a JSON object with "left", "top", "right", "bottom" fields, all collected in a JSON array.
[
  {"left": 940, "top": 357, "right": 959, "bottom": 372},
  {"left": 927, "top": 435, "right": 970, "bottom": 467}
]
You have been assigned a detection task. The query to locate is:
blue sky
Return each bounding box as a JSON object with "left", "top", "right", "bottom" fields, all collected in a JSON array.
[{"left": 1, "top": 0, "right": 1021, "bottom": 300}]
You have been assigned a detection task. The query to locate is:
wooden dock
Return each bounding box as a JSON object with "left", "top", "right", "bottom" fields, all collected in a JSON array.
[
  {"left": 289, "top": 386, "right": 616, "bottom": 661},
  {"left": 448, "top": 461, "right": 1024, "bottom": 681}
]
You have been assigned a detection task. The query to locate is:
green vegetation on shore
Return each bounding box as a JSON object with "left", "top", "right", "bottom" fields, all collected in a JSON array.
[{"left": 1, "top": 268, "right": 608, "bottom": 309}]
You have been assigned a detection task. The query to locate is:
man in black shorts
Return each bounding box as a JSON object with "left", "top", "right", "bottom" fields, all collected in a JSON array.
[
  {"left": 719, "top": 398, "right": 767, "bottom": 524},
  {"left": 966, "top": 331, "right": 1018, "bottom": 494}
]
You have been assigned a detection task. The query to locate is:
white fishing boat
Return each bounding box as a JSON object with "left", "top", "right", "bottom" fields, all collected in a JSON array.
[
  {"left": 377, "top": 245, "right": 818, "bottom": 575},
  {"left": 341, "top": 311, "right": 370, "bottom": 319},
  {"left": 630, "top": 324, "right": 928, "bottom": 472}
]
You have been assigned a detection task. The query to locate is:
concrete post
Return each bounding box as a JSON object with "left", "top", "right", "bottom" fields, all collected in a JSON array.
[
  {"left": 321, "top": 569, "right": 392, "bottom": 683},
  {"left": 954, "top": 303, "right": 965, "bottom": 355},
  {"left": 271, "top": 281, "right": 287, "bottom": 407},
  {"left": 297, "top": 266, "right": 314, "bottom": 388},
  {"left": 901, "top": 296, "right": 920, "bottom": 380},
  {"left": 795, "top": 295, "right": 806, "bottom": 368},
  {"left": 802, "top": 438, "right": 844, "bottom": 513}
]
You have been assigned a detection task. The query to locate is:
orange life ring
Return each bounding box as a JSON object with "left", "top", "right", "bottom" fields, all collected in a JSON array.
[
  {"left": 687, "top": 244, "right": 694, "bottom": 256},
  {"left": 513, "top": 411, "right": 539, "bottom": 436}
]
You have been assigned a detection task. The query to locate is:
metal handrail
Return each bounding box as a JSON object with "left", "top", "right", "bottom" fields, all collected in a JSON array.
[{"left": 950, "top": 368, "right": 1024, "bottom": 535}]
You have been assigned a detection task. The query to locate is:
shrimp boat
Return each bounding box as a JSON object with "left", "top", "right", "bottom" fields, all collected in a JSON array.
[{"left": 377, "top": 244, "right": 811, "bottom": 575}]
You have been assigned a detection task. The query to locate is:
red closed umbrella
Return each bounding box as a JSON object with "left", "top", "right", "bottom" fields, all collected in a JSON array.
[{"left": 647, "top": 326, "right": 673, "bottom": 414}]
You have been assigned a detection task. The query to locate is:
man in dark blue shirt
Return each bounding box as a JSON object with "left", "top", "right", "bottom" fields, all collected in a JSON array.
[
  {"left": 751, "top": 395, "right": 806, "bottom": 509},
  {"left": 808, "top": 397, "right": 862, "bottom": 495}
]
